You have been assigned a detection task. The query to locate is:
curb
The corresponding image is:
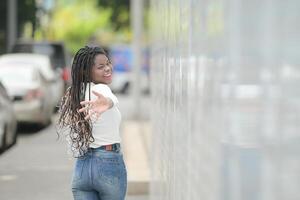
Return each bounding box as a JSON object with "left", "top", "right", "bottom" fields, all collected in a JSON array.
[{"left": 122, "top": 120, "right": 151, "bottom": 195}]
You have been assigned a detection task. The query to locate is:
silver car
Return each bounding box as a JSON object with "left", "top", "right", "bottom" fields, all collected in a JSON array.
[
  {"left": 0, "top": 64, "right": 53, "bottom": 126},
  {"left": 0, "top": 53, "right": 65, "bottom": 110},
  {"left": 0, "top": 81, "right": 17, "bottom": 152}
]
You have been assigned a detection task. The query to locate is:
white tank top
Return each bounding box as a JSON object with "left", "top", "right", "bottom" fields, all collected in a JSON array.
[{"left": 85, "top": 82, "right": 122, "bottom": 148}]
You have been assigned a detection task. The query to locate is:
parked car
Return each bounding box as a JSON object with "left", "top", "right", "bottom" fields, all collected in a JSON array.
[
  {"left": 0, "top": 81, "right": 17, "bottom": 152},
  {"left": 0, "top": 63, "right": 53, "bottom": 126},
  {"left": 0, "top": 53, "right": 64, "bottom": 110},
  {"left": 11, "top": 40, "right": 71, "bottom": 88}
]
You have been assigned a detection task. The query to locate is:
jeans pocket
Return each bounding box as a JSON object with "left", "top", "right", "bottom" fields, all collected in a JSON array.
[
  {"left": 72, "top": 158, "right": 86, "bottom": 183},
  {"left": 96, "top": 156, "right": 126, "bottom": 186}
]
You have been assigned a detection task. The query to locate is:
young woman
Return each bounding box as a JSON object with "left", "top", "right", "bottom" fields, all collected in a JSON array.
[{"left": 58, "top": 46, "right": 127, "bottom": 200}]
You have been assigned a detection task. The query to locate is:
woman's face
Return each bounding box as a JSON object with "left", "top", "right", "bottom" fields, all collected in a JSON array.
[{"left": 91, "top": 54, "right": 113, "bottom": 84}]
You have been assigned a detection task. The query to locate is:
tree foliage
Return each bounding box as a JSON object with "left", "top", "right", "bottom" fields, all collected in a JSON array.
[
  {"left": 96, "top": 0, "right": 130, "bottom": 31},
  {"left": 41, "top": 0, "right": 111, "bottom": 54},
  {"left": 34, "top": 0, "right": 134, "bottom": 54}
]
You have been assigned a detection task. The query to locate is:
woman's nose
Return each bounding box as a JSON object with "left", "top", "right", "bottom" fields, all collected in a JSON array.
[{"left": 104, "top": 65, "right": 111, "bottom": 71}]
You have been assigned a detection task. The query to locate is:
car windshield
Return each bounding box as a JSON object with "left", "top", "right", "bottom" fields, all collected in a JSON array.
[
  {"left": 13, "top": 44, "right": 53, "bottom": 55},
  {"left": 12, "top": 43, "right": 66, "bottom": 69}
]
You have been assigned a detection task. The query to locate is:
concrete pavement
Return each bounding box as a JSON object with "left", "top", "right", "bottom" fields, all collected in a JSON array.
[
  {"left": 122, "top": 120, "right": 151, "bottom": 195},
  {"left": 117, "top": 94, "right": 152, "bottom": 195}
]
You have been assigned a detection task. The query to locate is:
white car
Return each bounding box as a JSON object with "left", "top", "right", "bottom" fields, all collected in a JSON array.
[
  {"left": 0, "top": 64, "right": 54, "bottom": 126},
  {"left": 0, "top": 81, "right": 17, "bottom": 152},
  {"left": 0, "top": 53, "right": 65, "bottom": 110}
]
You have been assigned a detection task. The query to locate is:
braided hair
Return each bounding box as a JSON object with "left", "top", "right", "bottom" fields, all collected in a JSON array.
[{"left": 58, "top": 46, "right": 108, "bottom": 157}]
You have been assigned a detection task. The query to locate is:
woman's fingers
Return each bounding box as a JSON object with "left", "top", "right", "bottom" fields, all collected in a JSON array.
[
  {"left": 79, "top": 101, "right": 92, "bottom": 114},
  {"left": 84, "top": 110, "right": 101, "bottom": 120},
  {"left": 79, "top": 91, "right": 106, "bottom": 120},
  {"left": 78, "top": 106, "right": 88, "bottom": 113},
  {"left": 78, "top": 103, "right": 102, "bottom": 120},
  {"left": 84, "top": 113, "right": 92, "bottom": 120},
  {"left": 80, "top": 100, "right": 90, "bottom": 106}
]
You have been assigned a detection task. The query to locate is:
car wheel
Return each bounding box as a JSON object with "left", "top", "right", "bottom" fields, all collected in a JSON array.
[
  {"left": 1, "top": 125, "right": 7, "bottom": 151},
  {"left": 5, "top": 124, "right": 17, "bottom": 149},
  {"left": 11, "top": 125, "right": 17, "bottom": 146}
]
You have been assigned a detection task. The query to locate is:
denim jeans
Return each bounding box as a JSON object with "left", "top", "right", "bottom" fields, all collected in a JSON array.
[{"left": 71, "top": 146, "right": 127, "bottom": 200}]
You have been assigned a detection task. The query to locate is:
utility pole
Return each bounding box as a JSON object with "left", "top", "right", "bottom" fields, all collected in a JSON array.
[
  {"left": 131, "top": 0, "right": 144, "bottom": 120},
  {"left": 7, "top": 0, "right": 17, "bottom": 51}
]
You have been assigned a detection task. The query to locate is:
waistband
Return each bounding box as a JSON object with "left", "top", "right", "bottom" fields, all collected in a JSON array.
[{"left": 90, "top": 143, "right": 121, "bottom": 152}]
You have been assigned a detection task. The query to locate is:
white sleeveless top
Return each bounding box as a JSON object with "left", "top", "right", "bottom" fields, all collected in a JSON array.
[{"left": 85, "top": 82, "right": 122, "bottom": 148}]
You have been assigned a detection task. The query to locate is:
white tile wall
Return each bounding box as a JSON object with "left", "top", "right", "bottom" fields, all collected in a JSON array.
[{"left": 149, "top": 0, "right": 300, "bottom": 199}]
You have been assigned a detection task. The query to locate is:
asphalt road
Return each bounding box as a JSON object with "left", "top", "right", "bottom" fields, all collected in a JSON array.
[{"left": 0, "top": 94, "right": 150, "bottom": 200}]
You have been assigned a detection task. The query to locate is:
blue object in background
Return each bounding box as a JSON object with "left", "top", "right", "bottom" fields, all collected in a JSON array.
[
  {"left": 111, "top": 46, "right": 133, "bottom": 73},
  {"left": 110, "top": 46, "right": 149, "bottom": 74}
]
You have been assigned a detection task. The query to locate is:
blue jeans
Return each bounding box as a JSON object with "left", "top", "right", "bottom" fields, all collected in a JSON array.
[{"left": 71, "top": 146, "right": 127, "bottom": 200}]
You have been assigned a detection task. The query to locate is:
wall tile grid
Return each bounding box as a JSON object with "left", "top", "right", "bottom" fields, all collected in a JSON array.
[{"left": 150, "top": 0, "right": 300, "bottom": 200}]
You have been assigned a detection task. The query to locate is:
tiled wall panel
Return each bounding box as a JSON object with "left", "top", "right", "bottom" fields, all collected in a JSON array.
[{"left": 150, "top": 0, "right": 300, "bottom": 199}]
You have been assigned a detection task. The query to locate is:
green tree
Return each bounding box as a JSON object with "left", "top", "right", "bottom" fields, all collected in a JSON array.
[
  {"left": 40, "top": 0, "right": 111, "bottom": 54},
  {"left": 96, "top": 0, "right": 130, "bottom": 31}
]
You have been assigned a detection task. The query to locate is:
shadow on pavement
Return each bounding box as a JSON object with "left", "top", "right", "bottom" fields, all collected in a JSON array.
[{"left": 16, "top": 123, "right": 51, "bottom": 134}]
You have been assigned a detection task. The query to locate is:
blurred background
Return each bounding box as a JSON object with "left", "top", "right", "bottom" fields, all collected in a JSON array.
[
  {"left": 0, "top": 0, "right": 150, "bottom": 199},
  {"left": 1, "top": 0, "right": 300, "bottom": 200}
]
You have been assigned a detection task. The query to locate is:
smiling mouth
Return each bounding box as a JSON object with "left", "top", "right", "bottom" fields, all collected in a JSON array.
[{"left": 104, "top": 73, "right": 111, "bottom": 77}]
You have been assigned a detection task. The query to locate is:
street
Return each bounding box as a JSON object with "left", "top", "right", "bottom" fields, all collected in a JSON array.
[{"left": 0, "top": 94, "right": 150, "bottom": 200}]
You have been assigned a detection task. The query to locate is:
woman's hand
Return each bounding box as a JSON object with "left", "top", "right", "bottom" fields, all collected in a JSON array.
[{"left": 78, "top": 91, "right": 113, "bottom": 120}]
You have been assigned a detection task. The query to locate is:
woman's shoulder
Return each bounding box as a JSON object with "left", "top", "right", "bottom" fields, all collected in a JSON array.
[
  {"left": 92, "top": 83, "right": 110, "bottom": 89},
  {"left": 91, "top": 83, "right": 112, "bottom": 93},
  {"left": 90, "top": 83, "right": 118, "bottom": 104}
]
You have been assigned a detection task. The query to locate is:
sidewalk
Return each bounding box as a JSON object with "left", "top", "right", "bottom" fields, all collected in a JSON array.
[{"left": 121, "top": 120, "right": 152, "bottom": 195}]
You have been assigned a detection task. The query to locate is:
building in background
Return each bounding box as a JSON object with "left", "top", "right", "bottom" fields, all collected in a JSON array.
[{"left": 150, "top": 0, "right": 300, "bottom": 200}]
